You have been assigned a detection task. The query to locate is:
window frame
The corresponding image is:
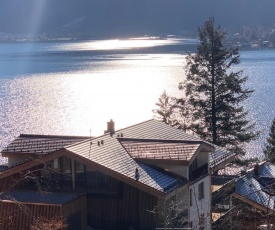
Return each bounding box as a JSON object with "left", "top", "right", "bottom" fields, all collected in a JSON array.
[
  {"left": 198, "top": 182, "right": 204, "bottom": 200},
  {"left": 190, "top": 188, "right": 192, "bottom": 206}
]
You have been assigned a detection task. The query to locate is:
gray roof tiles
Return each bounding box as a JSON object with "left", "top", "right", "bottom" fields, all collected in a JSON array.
[
  {"left": 259, "top": 162, "right": 275, "bottom": 177},
  {"left": 1, "top": 119, "right": 235, "bottom": 194},
  {"left": 115, "top": 120, "right": 234, "bottom": 167},
  {"left": 119, "top": 139, "right": 200, "bottom": 161},
  {"left": 137, "top": 163, "right": 186, "bottom": 193},
  {"left": 67, "top": 130, "right": 187, "bottom": 193},
  {"left": 2, "top": 134, "right": 90, "bottom": 155},
  {"left": 235, "top": 162, "right": 275, "bottom": 210}
]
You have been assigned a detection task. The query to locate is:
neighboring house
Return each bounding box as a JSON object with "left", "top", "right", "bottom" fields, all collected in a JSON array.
[
  {"left": 1, "top": 134, "right": 90, "bottom": 167},
  {"left": 213, "top": 162, "right": 275, "bottom": 230},
  {"left": 0, "top": 119, "right": 235, "bottom": 230}
]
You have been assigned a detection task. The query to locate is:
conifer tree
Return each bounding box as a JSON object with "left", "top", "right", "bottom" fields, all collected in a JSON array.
[
  {"left": 178, "top": 17, "right": 258, "bottom": 155},
  {"left": 153, "top": 91, "right": 177, "bottom": 125},
  {"left": 153, "top": 91, "right": 191, "bottom": 131},
  {"left": 264, "top": 118, "right": 275, "bottom": 163}
]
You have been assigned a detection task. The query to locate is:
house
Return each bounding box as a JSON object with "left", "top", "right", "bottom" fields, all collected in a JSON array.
[
  {"left": 1, "top": 134, "right": 90, "bottom": 167},
  {"left": 0, "top": 119, "right": 235, "bottom": 230},
  {"left": 212, "top": 162, "right": 275, "bottom": 230}
]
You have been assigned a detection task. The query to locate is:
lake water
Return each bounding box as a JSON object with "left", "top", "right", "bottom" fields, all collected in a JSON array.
[{"left": 0, "top": 38, "right": 275, "bottom": 161}]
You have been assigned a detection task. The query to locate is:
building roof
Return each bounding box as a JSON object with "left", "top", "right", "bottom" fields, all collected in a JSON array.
[
  {"left": 1, "top": 120, "right": 235, "bottom": 169},
  {"left": 209, "top": 146, "right": 236, "bottom": 170},
  {"left": 137, "top": 163, "right": 186, "bottom": 193},
  {"left": 114, "top": 119, "right": 234, "bottom": 168},
  {"left": 1, "top": 134, "right": 90, "bottom": 156},
  {"left": 0, "top": 165, "right": 8, "bottom": 171},
  {"left": 234, "top": 162, "right": 275, "bottom": 211},
  {"left": 66, "top": 133, "right": 187, "bottom": 194},
  {"left": 0, "top": 190, "right": 84, "bottom": 205},
  {"left": 0, "top": 119, "right": 234, "bottom": 196},
  {"left": 119, "top": 138, "right": 202, "bottom": 161}
]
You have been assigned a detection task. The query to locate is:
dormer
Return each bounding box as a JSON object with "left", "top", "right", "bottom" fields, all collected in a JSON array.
[{"left": 118, "top": 138, "right": 214, "bottom": 180}]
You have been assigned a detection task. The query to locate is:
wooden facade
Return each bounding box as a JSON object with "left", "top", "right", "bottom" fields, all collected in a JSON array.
[
  {"left": 0, "top": 120, "right": 227, "bottom": 230},
  {"left": 0, "top": 195, "right": 86, "bottom": 230},
  {"left": 0, "top": 155, "right": 166, "bottom": 230},
  {"left": 87, "top": 183, "right": 158, "bottom": 230},
  {"left": 0, "top": 201, "right": 61, "bottom": 230},
  {"left": 62, "top": 195, "right": 87, "bottom": 230}
]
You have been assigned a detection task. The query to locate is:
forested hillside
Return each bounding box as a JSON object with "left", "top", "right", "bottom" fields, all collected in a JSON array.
[{"left": 1, "top": 0, "right": 275, "bottom": 38}]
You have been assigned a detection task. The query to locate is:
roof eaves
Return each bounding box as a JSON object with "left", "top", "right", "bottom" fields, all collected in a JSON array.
[
  {"left": 232, "top": 192, "right": 271, "bottom": 213},
  {"left": 0, "top": 149, "right": 66, "bottom": 179}
]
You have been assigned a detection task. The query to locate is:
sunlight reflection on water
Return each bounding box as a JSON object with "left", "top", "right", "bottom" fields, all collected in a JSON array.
[
  {"left": 0, "top": 40, "right": 275, "bottom": 162},
  {"left": 50, "top": 38, "right": 183, "bottom": 51},
  {"left": 0, "top": 48, "right": 185, "bottom": 159}
]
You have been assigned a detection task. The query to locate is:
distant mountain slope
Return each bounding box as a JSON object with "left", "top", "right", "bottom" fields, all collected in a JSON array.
[{"left": 1, "top": 0, "right": 275, "bottom": 38}]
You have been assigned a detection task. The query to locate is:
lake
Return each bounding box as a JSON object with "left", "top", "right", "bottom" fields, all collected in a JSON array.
[{"left": 0, "top": 38, "right": 274, "bottom": 162}]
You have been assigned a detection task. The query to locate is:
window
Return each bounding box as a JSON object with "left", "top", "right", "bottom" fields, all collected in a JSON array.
[
  {"left": 61, "top": 157, "right": 72, "bottom": 189},
  {"left": 190, "top": 188, "right": 192, "bottom": 206},
  {"left": 75, "top": 162, "right": 86, "bottom": 189},
  {"left": 198, "top": 182, "right": 204, "bottom": 200},
  {"left": 53, "top": 158, "right": 59, "bottom": 169}
]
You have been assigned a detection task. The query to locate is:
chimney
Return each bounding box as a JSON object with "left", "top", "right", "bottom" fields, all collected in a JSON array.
[
  {"left": 104, "top": 119, "right": 115, "bottom": 135},
  {"left": 254, "top": 162, "right": 259, "bottom": 177}
]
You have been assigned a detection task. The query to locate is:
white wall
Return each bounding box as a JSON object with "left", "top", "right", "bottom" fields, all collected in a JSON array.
[
  {"left": 189, "top": 175, "right": 211, "bottom": 230},
  {"left": 197, "top": 151, "right": 209, "bottom": 168},
  {"left": 164, "top": 165, "right": 189, "bottom": 179}
]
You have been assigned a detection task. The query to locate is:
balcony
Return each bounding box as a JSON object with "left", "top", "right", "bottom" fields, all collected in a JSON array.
[{"left": 189, "top": 164, "right": 208, "bottom": 182}]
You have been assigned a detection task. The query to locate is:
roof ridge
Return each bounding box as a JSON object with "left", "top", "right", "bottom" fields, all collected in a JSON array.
[
  {"left": 118, "top": 137, "right": 205, "bottom": 144},
  {"left": 19, "top": 134, "right": 92, "bottom": 139},
  {"left": 64, "top": 119, "right": 155, "bottom": 149}
]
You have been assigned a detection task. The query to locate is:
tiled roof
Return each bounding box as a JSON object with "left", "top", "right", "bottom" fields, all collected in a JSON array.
[
  {"left": 1, "top": 120, "right": 234, "bottom": 195},
  {"left": 2, "top": 120, "right": 234, "bottom": 169},
  {"left": 116, "top": 119, "right": 200, "bottom": 140},
  {"left": 0, "top": 190, "right": 84, "bottom": 205},
  {"left": 137, "top": 163, "right": 186, "bottom": 193},
  {"left": 259, "top": 163, "right": 275, "bottom": 178},
  {"left": 66, "top": 119, "right": 234, "bottom": 194},
  {"left": 119, "top": 138, "right": 200, "bottom": 161},
  {"left": 209, "top": 146, "right": 235, "bottom": 169},
  {"left": 67, "top": 134, "right": 186, "bottom": 194},
  {"left": 114, "top": 119, "right": 234, "bottom": 167},
  {"left": 2, "top": 134, "right": 90, "bottom": 155},
  {"left": 235, "top": 162, "right": 275, "bottom": 210}
]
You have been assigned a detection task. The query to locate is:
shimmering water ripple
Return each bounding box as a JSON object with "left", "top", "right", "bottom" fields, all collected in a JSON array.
[{"left": 0, "top": 39, "right": 274, "bottom": 162}]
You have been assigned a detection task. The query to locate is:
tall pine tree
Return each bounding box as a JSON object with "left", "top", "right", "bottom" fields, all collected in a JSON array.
[
  {"left": 178, "top": 17, "right": 257, "bottom": 155},
  {"left": 264, "top": 118, "right": 275, "bottom": 163}
]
